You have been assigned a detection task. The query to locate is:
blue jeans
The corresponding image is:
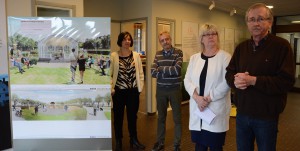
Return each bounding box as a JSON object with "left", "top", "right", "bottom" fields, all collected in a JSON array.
[{"left": 236, "top": 113, "right": 278, "bottom": 151}]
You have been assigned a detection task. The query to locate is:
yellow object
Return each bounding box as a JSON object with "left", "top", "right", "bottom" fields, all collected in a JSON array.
[{"left": 230, "top": 105, "right": 237, "bottom": 117}]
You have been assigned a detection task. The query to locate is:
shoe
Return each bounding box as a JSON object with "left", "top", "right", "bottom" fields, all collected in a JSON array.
[
  {"left": 115, "top": 139, "right": 122, "bottom": 151},
  {"left": 78, "top": 81, "right": 83, "bottom": 84},
  {"left": 152, "top": 141, "right": 164, "bottom": 151},
  {"left": 130, "top": 138, "right": 145, "bottom": 150},
  {"left": 174, "top": 145, "right": 181, "bottom": 151}
]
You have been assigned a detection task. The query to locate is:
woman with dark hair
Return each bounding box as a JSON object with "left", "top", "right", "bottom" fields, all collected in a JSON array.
[{"left": 110, "top": 31, "right": 145, "bottom": 151}]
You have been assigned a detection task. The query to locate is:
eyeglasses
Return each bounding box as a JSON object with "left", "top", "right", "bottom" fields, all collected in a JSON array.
[
  {"left": 247, "top": 17, "right": 270, "bottom": 23},
  {"left": 202, "top": 32, "right": 218, "bottom": 37},
  {"left": 159, "top": 37, "right": 170, "bottom": 43}
]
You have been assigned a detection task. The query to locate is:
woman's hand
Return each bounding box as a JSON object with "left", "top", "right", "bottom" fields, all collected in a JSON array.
[
  {"left": 193, "top": 90, "right": 210, "bottom": 112},
  {"left": 111, "top": 89, "right": 115, "bottom": 96}
]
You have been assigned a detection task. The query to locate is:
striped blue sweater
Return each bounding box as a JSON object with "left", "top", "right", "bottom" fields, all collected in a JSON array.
[{"left": 151, "top": 47, "right": 183, "bottom": 88}]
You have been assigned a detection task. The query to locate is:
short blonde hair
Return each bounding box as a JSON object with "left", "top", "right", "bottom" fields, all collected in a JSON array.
[{"left": 199, "top": 23, "right": 220, "bottom": 52}]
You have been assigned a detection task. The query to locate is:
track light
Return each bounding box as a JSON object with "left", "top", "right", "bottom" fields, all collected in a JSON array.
[
  {"left": 209, "top": 1, "right": 215, "bottom": 10},
  {"left": 230, "top": 8, "right": 236, "bottom": 16},
  {"left": 291, "top": 21, "right": 300, "bottom": 24}
]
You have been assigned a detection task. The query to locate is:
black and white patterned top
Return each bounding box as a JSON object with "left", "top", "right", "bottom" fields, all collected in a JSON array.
[{"left": 115, "top": 52, "right": 137, "bottom": 89}]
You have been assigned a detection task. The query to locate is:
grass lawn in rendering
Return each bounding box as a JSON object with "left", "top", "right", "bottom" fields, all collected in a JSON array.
[{"left": 10, "top": 65, "right": 110, "bottom": 84}]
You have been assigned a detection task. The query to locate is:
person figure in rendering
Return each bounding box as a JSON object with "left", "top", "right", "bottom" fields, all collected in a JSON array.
[
  {"left": 34, "top": 105, "right": 39, "bottom": 115},
  {"left": 10, "top": 56, "right": 25, "bottom": 74},
  {"left": 43, "top": 104, "right": 47, "bottom": 112},
  {"left": 77, "top": 53, "right": 86, "bottom": 84},
  {"left": 184, "top": 23, "right": 231, "bottom": 151},
  {"left": 69, "top": 48, "right": 78, "bottom": 84},
  {"left": 21, "top": 55, "right": 30, "bottom": 69},
  {"left": 105, "top": 56, "right": 110, "bottom": 69},
  {"left": 64, "top": 105, "right": 68, "bottom": 112},
  {"left": 111, "top": 31, "right": 145, "bottom": 151},
  {"left": 98, "top": 55, "right": 106, "bottom": 76},
  {"left": 93, "top": 103, "right": 97, "bottom": 116},
  {"left": 225, "top": 3, "right": 295, "bottom": 151},
  {"left": 88, "top": 56, "right": 94, "bottom": 68},
  {"left": 12, "top": 104, "right": 16, "bottom": 111},
  {"left": 151, "top": 31, "right": 183, "bottom": 151}
]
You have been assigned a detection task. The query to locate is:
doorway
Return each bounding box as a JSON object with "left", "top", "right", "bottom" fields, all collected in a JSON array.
[
  {"left": 156, "top": 17, "right": 175, "bottom": 51},
  {"left": 275, "top": 15, "right": 300, "bottom": 92},
  {"left": 120, "top": 18, "right": 147, "bottom": 113}
]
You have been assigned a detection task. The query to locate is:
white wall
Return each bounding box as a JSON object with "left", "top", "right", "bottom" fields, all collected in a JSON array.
[
  {"left": 83, "top": 0, "right": 122, "bottom": 20},
  {"left": 6, "top": 0, "right": 83, "bottom": 17},
  {"left": 0, "top": 0, "right": 8, "bottom": 74},
  {"left": 7, "top": 0, "right": 32, "bottom": 16},
  {"left": 121, "top": 0, "right": 152, "bottom": 20},
  {"left": 152, "top": 0, "right": 246, "bottom": 49},
  {"left": 111, "top": 22, "right": 121, "bottom": 52}
]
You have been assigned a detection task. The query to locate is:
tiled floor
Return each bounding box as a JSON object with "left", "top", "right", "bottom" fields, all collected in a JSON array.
[{"left": 112, "top": 92, "right": 300, "bottom": 151}]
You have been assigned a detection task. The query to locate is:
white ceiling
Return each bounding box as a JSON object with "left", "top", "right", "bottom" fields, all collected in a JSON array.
[{"left": 185, "top": 0, "right": 300, "bottom": 22}]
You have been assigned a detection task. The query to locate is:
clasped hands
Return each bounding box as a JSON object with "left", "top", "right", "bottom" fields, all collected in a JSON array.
[
  {"left": 193, "top": 90, "right": 211, "bottom": 112},
  {"left": 234, "top": 72, "right": 256, "bottom": 90}
]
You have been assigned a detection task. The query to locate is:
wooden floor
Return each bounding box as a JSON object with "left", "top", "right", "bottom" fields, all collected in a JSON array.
[{"left": 112, "top": 92, "right": 300, "bottom": 151}]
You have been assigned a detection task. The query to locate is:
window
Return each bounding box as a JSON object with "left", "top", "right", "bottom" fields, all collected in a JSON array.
[{"left": 34, "top": 1, "right": 75, "bottom": 17}]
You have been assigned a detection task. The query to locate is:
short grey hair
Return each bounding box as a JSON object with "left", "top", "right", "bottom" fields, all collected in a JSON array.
[
  {"left": 158, "top": 31, "right": 171, "bottom": 39},
  {"left": 245, "top": 3, "right": 273, "bottom": 23}
]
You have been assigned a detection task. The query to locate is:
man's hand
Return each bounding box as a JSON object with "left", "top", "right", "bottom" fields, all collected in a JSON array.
[{"left": 234, "top": 72, "right": 256, "bottom": 90}]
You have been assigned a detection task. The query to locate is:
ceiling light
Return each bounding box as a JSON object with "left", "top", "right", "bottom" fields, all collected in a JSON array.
[
  {"left": 209, "top": 1, "right": 215, "bottom": 10},
  {"left": 291, "top": 21, "right": 300, "bottom": 24},
  {"left": 230, "top": 8, "right": 237, "bottom": 16},
  {"left": 266, "top": 5, "right": 273, "bottom": 9}
]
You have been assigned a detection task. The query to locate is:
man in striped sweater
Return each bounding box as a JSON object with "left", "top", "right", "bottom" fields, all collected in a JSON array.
[{"left": 151, "top": 31, "right": 183, "bottom": 151}]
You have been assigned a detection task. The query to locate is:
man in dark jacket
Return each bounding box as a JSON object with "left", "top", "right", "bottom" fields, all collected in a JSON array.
[{"left": 225, "top": 3, "right": 295, "bottom": 151}]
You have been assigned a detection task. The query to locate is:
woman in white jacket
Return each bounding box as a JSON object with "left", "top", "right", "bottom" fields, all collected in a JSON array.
[{"left": 184, "top": 23, "right": 231, "bottom": 151}]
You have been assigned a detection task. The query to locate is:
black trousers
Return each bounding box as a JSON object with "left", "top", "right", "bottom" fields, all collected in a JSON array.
[{"left": 112, "top": 87, "right": 140, "bottom": 140}]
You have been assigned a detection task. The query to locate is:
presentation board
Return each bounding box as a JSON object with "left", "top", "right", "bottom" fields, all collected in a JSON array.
[{"left": 8, "top": 17, "right": 112, "bottom": 151}]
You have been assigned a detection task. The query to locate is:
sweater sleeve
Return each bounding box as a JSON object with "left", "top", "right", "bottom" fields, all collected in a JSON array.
[
  {"left": 157, "top": 50, "right": 183, "bottom": 77},
  {"left": 254, "top": 42, "right": 295, "bottom": 95},
  {"left": 151, "top": 51, "right": 163, "bottom": 79},
  {"left": 225, "top": 46, "right": 240, "bottom": 89}
]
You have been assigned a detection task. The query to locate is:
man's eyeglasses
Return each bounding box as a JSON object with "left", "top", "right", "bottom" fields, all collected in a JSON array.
[
  {"left": 247, "top": 17, "right": 270, "bottom": 23},
  {"left": 202, "top": 32, "right": 218, "bottom": 37},
  {"left": 159, "top": 37, "right": 170, "bottom": 43}
]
